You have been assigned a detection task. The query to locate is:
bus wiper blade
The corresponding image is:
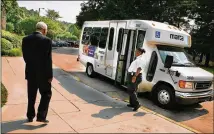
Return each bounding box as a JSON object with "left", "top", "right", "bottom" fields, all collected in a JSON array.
[
  {"left": 183, "top": 62, "right": 195, "bottom": 66},
  {"left": 172, "top": 63, "right": 186, "bottom": 66}
]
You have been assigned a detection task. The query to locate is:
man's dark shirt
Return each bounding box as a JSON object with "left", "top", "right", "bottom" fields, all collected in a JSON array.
[{"left": 22, "top": 32, "right": 53, "bottom": 81}]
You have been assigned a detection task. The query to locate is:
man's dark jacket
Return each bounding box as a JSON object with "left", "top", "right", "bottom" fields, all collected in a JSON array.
[{"left": 22, "top": 32, "right": 53, "bottom": 81}]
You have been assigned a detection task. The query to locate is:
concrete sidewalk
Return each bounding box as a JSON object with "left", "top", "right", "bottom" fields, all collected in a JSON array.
[{"left": 1, "top": 57, "right": 193, "bottom": 133}]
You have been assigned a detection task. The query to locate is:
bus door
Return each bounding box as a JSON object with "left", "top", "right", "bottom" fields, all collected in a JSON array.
[
  {"left": 105, "top": 22, "right": 126, "bottom": 78},
  {"left": 122, "top": 30, "right": 146, "bottom": 87},
  {"left": 115, "top": 29, "right": 130, "bottom": 84}
]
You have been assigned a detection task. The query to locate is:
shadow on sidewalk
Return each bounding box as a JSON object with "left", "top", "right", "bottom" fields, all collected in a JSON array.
[
  {"left": 92, "top": 106, "right": 145, "bottom": 119},
  {"left": 2, "top": 119, "right": 47, "bottom": 133},
  {"left": 53, "top": 68, "right": 147, "bottom": 119}
]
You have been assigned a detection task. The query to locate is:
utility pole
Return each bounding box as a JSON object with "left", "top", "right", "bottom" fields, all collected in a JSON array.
[{"left": 38, "top": 8, "right": 45, "bottom": 16}]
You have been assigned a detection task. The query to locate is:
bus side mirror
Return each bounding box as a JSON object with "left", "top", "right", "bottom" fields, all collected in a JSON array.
[{"left": 164, "top": 55, "right": 173, "bottom": 68}]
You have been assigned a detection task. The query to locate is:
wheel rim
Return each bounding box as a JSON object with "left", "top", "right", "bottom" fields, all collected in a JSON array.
[
  {"left": 87, "top": 65, "right": 93, "bottom": 75},
  {"left": 158, "top": 89, "right": 170, "bottom": 105}
]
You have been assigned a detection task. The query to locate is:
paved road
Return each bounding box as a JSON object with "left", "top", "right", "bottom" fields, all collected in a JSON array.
[{"left": 52, "top": 47, "right": 214, "bottom": 133}]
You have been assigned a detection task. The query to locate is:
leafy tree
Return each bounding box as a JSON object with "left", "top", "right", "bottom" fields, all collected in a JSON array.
[
  {"left": 1, "top": 0, "right": 18, "bottom": 29},
  {"left": 6, "top": 23, "right": 14, "bottom": 32},
  {"left": 39, "top": 17, "right": 64, "bottom": 39},
  {"left": 68, "top": 24, "right": 81, "bottom": 38},
  {"left": 17, "top": 17, "right": 64, "bottom": 39},
  {"left": 19, "top": 7, "right": 38, "bottom": 18},
  {"left": 76, "top": 0, "right": 196, "bottom": 28},
  {"left": 189, "top": 0, "right": 214, "bottom": 66},
  {"left": 17, "top": 17, "right": 37, "bottom": 35},
  {"left": 76, "top": 1, "right": 103, "bottom": 27},
  {"left": 46, "top": 9, "right": 62, "bottom": 20}
]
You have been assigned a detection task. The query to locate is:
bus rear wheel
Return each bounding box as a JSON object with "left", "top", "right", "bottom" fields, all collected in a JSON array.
[{"left": 86, "top": 64, "right": 96, "bottom": 78}]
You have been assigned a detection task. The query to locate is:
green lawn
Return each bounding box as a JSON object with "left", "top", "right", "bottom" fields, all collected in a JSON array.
[
  {"left": 1, "top": 83, "right": 8, "bottom": 107},
  {"left": 201, "top": 67, "right": 214, "bottom": 74}
]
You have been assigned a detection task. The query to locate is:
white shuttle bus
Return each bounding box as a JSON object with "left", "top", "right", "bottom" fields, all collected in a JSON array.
[{"left": 78, "top": 20, "right": 213, "bottom": 108}]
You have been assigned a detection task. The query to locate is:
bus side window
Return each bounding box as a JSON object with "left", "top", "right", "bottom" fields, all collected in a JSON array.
[
  {"left": 146, "top": 51, "right": 158, "bottom": 82},
  {"left": 99, "top": 27, "right": 109, "bottom": 49},
  {"left": 117, "top": 28, "right": 124, "bottom": 52},
  {"left": 108, "top": 28, "right": 115, "bottom": 51},
  {"left": 90, "top": 27, "right": 101, "bottom": 47},
  {"left": 81, "top": 27, "right": 92, "bottom": 45},
  {"left": 136, "top": 31, "right": 146, "bottom": 48}
]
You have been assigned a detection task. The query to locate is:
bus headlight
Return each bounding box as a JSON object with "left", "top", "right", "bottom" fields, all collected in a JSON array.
[{"left": 179, "top": 80, "right": 193, "bottom": 89}]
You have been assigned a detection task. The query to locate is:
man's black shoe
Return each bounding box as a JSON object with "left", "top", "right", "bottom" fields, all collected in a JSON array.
[
  {"left": 27, "top": 118, "right": 33, "bottom": 122},
  {"left": 127, "top": 104, "right": 134, "bottom": 107},
  {"left": 36, "top": 119, "right": 49, "bottom": 123},
  {"left": 133, "top": 105, "right": 141, "bottom": 111}
]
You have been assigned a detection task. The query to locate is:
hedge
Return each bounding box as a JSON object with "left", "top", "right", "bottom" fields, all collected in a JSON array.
[
  {"left": 1, "top": 30, "right": 23, "bottom": 56},
  {"left": 1, "top": 83, "right": 8, "bottom": 107},
  {"left": 1, "top": 30, "right": 22, "bottom": 48},
  {"left": 1, "top": 38, "right": 13, "bottom": 55},
  {"left": 7, "top": 48, "right": 22, "bottom": 57}
]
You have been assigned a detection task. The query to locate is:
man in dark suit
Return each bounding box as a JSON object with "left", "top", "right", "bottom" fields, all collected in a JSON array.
[{"left": 22, "top": 22, "right": 53, "bottom": 123}]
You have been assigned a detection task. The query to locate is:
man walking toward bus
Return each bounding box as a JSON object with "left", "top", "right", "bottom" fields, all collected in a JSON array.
[
  {"left": 22, "top": 22, "right": 53, "bottom": 123},
  {"left": 127, "top": 48, "right": 146, "bottom": 111}
]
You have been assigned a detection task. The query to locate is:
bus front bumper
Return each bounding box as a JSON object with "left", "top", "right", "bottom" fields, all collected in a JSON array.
[{"left": 175, "top": 90, "right": 214, "bottom": 105}]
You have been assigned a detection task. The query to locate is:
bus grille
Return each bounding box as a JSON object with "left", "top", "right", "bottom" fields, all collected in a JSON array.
[{"left": 194, "top": 81, "right": 212, "bottom": 90}]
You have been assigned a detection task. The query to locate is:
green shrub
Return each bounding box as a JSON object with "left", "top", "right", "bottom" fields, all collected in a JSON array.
[
  {"left": 2, "top": 30, "right": 22, "bottom": 48},
  {"left": 71, "top": 35, "right": 78, "bottom": 41},
  {"left": 7, "top": 48, "right": 22, "bottom": 57},
  {"left": 1, "top": 38, "right": 13, "bottom": 55},
  {"left": 18, "top": 17, "right": 37, "bottom": 35},
  {"left": 6, "top": 23, "right": 15, "bottom": 32},
  {"left": 1, "top": 83, "right": 8, "bottom": 107}
]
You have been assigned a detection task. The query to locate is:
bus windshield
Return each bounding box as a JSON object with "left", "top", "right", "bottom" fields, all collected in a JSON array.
[{"left": 157, "top": 45, "right": 195, "bottom": 67}]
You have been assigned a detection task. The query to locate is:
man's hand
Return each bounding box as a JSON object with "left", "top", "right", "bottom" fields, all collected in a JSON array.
[
  {"left": 48, "top": 78, "right": 53, "bottom": 83},
  {"left": 132, "top": 76, "right": 136, "bottom": 83}
]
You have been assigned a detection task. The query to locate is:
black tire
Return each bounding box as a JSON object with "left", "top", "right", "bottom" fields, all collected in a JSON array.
[
  {"left": 86, "top": 64, "right": 96, "bottom": 78},
  {"left": 152, "top": 84, "right": 176, "bottom": 109}
]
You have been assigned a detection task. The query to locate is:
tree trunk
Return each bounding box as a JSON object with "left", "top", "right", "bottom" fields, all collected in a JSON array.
[
  {"left": 1, "top": 7, "right": 6, "bottom": 30},
  {"left": 198, "top": 53, "right": 204, "bottom": 63},
  {"left": 205, "top": 53, "right": 210, "bottom": 67}
]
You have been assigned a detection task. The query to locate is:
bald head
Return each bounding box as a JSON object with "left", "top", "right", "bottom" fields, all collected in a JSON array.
[{"left": 36, "top": 22, "right": 48, "bottom": 36}]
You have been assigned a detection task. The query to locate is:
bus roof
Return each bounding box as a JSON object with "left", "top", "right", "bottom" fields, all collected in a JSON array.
[
  {"left": 83, "top": 20, "right": 191, "bottom": 47},
  {"left": 84, "top": 20, "right": 188, "bottom": 34}
]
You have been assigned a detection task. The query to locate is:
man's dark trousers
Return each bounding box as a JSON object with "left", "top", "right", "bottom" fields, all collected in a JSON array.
[
  {"left": 127, "top": 73, "right": 142, "bottom": 107},
  {"left": 27, "top": 78, "right": 52, "bottom": 120}
]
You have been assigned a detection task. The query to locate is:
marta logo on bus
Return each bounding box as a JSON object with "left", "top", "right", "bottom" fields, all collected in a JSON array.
[{"left": 170, "top": 34, "right": 184, "bottom": 41}]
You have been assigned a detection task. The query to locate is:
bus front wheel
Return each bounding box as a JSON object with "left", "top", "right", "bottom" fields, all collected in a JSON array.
[
  {"left": 152, "top": 85, "right": 176, "bottom": 109},
  {"left": 86, "top": 64, "right": 96, "bottom": 78}
]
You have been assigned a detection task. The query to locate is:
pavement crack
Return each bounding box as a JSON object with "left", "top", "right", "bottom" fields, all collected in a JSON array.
[
  {"left": 50, "top": 107, "right": 78, "bottom": 133},
  {"left": 52, "top": 86, "right": 81, "bottom": 112},
  {"left": 6, "top": 58, "right": 16, "bottom": 75}
]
